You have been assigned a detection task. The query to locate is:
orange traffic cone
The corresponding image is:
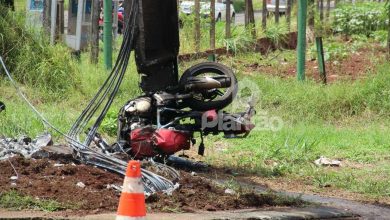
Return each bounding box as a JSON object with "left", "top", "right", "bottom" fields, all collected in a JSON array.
[{"left": 116, "top": 160, "right": 146, "bottom": 220}]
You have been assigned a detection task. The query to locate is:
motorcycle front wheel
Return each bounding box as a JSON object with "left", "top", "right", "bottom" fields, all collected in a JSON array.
[{"left": 179, "top": 62, "right": 238, "bottom": 111}]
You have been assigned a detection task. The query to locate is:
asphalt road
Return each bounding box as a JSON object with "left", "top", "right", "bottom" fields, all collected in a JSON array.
[{"left": 234, "top": 11, "right": 262, "bottom": 25}]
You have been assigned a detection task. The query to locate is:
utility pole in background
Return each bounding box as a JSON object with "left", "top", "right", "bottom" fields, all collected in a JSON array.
[
  {"left": 43, "top": 0, "right": 51, "bottom": 35},
  {"left": 49, "top": 0, "right": 58, "bottom": 45},
  {"left": 104, "top": 0, "right": 113, "bottom": 70},
  {"left": 57, "top": 0, "right": 64, "bottom": 41}
]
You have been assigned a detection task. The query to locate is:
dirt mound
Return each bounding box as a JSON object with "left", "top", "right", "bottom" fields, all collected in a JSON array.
[
  {"left": 0, "top": 157, "right": 122, "bottom": 213},
  {"left": 0, "top": 157, "right": 302, "bottom": 214}
]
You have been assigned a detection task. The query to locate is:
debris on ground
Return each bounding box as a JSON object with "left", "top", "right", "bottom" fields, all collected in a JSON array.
[
  {"left": 76, "top": 182, "right": 86, "bottom": 188},
  {"left": 225, "top": 188, "right": 236, "bottom": 195},
  {"left": 0, "top": 157, "right": 304, "bottom": 214},
  {"left": 147, "top": 171, "right": 304, "bottom": 212},
  {"left": 314, "top": 156, "right": 341, "bottom": 167},
  {"left": 0, "top": 157, "right": 123, "bottom": 214},
  {"left": 0, "top": 133, "right": 53, "bottom": 160}
]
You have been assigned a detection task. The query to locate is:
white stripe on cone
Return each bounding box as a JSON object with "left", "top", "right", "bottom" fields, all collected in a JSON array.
[
  {"left": 116, "top": 215, "right": 146, "bottom": 220},
  {"left": 122, "top": 177, "right": 144, "bottom": 193}
]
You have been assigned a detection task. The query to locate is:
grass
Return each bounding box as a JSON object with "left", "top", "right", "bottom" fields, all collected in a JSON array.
[
  {"left": 204, "top": 57, "right": 390, "bottom": 200},
  {"left": 0, "top": 191, "right": 70, "bottom": 211},
  {"left": 1, "top": 3, "right": 390, "bottom": 204}
]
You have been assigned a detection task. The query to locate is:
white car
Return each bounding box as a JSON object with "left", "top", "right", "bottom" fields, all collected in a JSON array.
[
  {"left": 266, "top": 0, "right": 287, "bottom": 13},
  {"left": 180, "top": 1, "right": 235, "bottom": 22}
]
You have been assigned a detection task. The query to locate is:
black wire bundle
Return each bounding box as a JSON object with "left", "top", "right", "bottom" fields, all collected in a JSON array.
[
  {"left": 68, "top": 0, "right": 138, "bottom": 145},
  {"left": 1, "top": 0, "right": 178, "bottom": 193}
]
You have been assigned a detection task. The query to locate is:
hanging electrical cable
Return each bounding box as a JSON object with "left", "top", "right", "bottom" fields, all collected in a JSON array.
[{"left": 0, "top": 0, "right": 178, "bottom": 194}]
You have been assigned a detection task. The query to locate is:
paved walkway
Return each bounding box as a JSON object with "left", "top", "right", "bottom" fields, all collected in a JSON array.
[{"left": 0, "top": 207, "right": 357, "bottom": 220}]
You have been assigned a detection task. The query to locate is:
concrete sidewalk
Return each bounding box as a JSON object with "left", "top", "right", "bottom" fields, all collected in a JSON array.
[{"left": 0, "top": 206, "right": 358, "bottom": 220}]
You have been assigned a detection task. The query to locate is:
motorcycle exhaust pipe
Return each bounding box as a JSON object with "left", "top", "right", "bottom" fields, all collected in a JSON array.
[{"left": 185, "top": 76, "right": 231, "bottom": 91}]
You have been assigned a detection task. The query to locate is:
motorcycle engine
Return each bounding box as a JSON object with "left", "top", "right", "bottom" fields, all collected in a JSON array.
[{"left": 119, "top": 96, "right": 191, "bottom": 159}]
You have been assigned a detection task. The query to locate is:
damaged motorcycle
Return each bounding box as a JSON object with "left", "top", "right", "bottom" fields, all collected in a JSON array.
[{"left": 90, "top": 0, "right": 256, "bottom": 160}]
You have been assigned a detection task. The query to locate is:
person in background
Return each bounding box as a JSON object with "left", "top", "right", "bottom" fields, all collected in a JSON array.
[{"left": 117, "top": 1, "right": 124, "bottom": 34}]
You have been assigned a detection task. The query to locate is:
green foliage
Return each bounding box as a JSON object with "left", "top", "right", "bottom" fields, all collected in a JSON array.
[
  {"left": 307, "top": 35, "right": 373, "bottom": 62},
  {"left": 372, "top": 30, "right": 388, "bottom": 47},
  {"left": 263, "top": 23, "right": 288, "bottom": 46},
  {"left": 0, "top": 191, "right": 66, "bottom": 211},
  {"left": 0, "top": 6, "right": 79, "bottom": 99},
  {"left": 333, "top": 2, "right": 388, "bottom": 36},
  {"left": 232, "top": 0, "right": 245, "bottom": 13},
  {"left": 223, "top": 27, "right": 254, "bottom": 54},
  {"left": 101, "top": 109, "right": 118, "bottom": 136}
]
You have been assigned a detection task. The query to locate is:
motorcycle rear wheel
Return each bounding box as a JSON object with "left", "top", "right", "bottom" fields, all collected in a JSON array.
[{"left": 179, "top": 62, "right": 237, "bottom": 111}]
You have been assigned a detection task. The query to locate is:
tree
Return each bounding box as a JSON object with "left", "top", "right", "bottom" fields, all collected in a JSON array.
[
  {"left": 275, "top": 0, "right": 280, "bottom": 24},
  {"left": 210, "top": 0, "right": 216, "bottom": 60},
  {"left": 245, "top": 0, "right": 256, "bottom": 39},
  {"left": 90, "top": 0, "right": 100, "bottom": 64},
  {"left": 286, "top": 0, "right": 292, "bottom": 31},
  {"left": 226, "top": 0, "right": 231, "bottom": 38},
  {"left": 387, "top": 0, "right": 390, "bottom": 59},
  {"left": 194, "top": 0, "right": 201, "bottom": 52},
  {"left": 262, "top": 0, "right": 267, "bottom": 30}
]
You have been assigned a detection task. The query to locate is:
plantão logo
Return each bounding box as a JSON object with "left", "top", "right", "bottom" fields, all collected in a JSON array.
[{"left": 201, "top": 77, "right": 284, "bottom": 132}]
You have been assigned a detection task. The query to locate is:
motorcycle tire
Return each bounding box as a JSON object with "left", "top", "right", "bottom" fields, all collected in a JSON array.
[{"left": 179, "top": 62, "right": 237, "bottom": 111}]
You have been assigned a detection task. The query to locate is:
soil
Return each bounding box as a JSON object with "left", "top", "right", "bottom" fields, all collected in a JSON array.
[
  {"left": 0, "top": 157, "right": 302, "bottom": 215},
  {"left": 0, "top": 157, "right": 123, "bottom": 214},
  {"left": 146, "top": 171, "right": 301, "bottom": 213},
  {"left": 244, "top": 45, "right": 387, "bottom": 83},
  {"left": 178, "top": 32, "right": 298, "bottom": 62}
]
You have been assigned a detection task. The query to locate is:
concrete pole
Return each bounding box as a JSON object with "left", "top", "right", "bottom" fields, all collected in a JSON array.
[
  {"left": 50, "top": 0, "right": 58, "bottom": 45},
  {"left": 43, "top": 0, "right": 52, "bottom": 34},
  {"left": 297, "top": 0, "right": 307, "bottom": 81},
  {"left": 75, "top": 0, "right": 85, "bottom": 51}
]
